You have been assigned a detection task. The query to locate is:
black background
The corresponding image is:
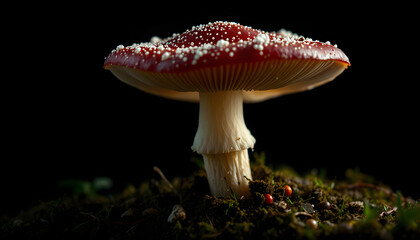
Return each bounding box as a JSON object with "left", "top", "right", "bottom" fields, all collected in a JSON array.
[{"left": 2, "top": 2, "right": 418, "bottom": 215}]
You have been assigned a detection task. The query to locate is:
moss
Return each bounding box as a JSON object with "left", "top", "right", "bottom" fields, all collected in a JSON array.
[{"left": 1, "top": 158, "right": 419, "bottom": 239}]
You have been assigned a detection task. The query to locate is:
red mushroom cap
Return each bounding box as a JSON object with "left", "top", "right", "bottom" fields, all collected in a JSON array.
[{"left": 104, "top": 21, "right": 350, "bottom": 102}]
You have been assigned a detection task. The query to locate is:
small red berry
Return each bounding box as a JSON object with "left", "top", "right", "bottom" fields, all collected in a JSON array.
[
  {"left": 283, "top": 185, "right": 292, "bottom": 197},
  {"left": 264, "top": 194, "right": 273, "bottom": 205}
]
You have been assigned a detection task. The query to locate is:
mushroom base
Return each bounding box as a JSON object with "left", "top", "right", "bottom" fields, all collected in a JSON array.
[{"left": 203, "top": 149, "right": 252, "bottom": 198}]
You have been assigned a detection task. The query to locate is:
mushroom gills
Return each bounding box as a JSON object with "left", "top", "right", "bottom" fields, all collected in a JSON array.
[{"left": 106, "top": 60, "right": 347, "bottom": 103}]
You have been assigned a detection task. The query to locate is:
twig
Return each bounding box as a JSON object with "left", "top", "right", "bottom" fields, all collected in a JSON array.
[
  {"left": 126, "top": 223, "right": 139, "bottom": 233},
  {"left": 80, "top": 211, "right": 99, "bottom": 221},
  {"left": 379, "top": 207, "right": 398, "bottom": 218},
  {"left": 153, "top": 166, "right": 179, "bottom": 197}
]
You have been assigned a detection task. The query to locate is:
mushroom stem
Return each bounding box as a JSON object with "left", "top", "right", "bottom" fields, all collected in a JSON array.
[
  {"left": 192, "top": 91, "right": 255, "bottom": 198},
  {"left": 203, "top": 150, "right": 252, "bottom": 198}
]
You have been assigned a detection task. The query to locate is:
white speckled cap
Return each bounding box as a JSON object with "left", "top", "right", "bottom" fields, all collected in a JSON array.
[{"left": 104, "top": 21, "right": 350, "bottom": 103}]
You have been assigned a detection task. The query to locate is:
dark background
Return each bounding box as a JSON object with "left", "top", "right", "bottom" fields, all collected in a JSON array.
[{"left": 2, "top": 2, "right": 418, "bottom": 215}]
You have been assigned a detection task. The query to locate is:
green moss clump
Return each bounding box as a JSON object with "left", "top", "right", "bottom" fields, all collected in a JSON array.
[{"left": 1, "top": 155, "right": 419, "bottom": 239}]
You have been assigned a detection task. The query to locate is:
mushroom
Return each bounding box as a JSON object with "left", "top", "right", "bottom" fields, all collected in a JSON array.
[{"left": 104, "top": 21, "right": 350, "bottom": 198}]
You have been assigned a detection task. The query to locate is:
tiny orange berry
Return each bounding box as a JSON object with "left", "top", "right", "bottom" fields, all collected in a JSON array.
[
  {"left": 283, "top": 185, "right": 292, "bottom": 197},
  {"left": 264, "top": 194, "right": 273, "bottom": 205}
]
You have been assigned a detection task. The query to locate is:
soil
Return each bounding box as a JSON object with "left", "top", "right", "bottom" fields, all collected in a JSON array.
[{"left": 1, "top": 154, "right": 419, "bottom": 239}]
